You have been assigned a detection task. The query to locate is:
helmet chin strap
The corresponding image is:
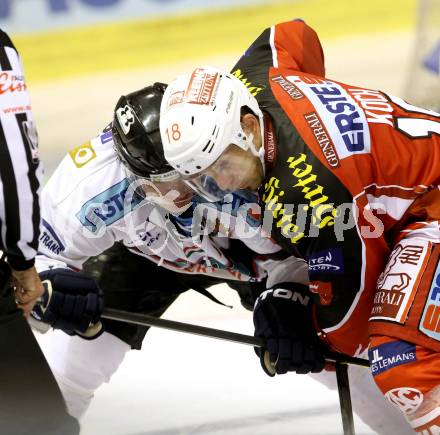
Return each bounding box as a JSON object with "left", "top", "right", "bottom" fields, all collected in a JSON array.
[
  {"left": 256, "top": 113, "right": 266, "bottom": 176},
  {"left": 233, "top": 113, "right": 266, "bottom": 176},
  {"left": 246, "top": 132, "right": 266, "bottom": 176},
  {"left": 243, "top": 114, "right": 266, "bottom": 176}
]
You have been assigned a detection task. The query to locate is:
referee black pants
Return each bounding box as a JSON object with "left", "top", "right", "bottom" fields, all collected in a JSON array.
[{"left": 0, "top": 266, "right": 79, "bottom": 435}]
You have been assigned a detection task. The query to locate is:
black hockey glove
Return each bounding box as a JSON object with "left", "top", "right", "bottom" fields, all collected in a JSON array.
[
  {"left": 253, "top": 283, "right": 325, "bottom": 376},
  {"left": 31, "top": 268, "right": 104, "bottom": 339}
]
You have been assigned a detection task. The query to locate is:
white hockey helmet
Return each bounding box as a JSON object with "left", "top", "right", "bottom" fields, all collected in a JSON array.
[{"left": 159, "top": 66, "right": 263, "bottom": 176}]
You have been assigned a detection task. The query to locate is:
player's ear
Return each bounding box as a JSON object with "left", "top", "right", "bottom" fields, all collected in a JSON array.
[{"left": 241, "top": 113, "right": 259, "bottom": 136}]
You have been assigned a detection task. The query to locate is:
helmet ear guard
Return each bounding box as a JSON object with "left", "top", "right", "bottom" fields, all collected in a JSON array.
[{"left": 112, "top": 82, "right": 178, "bottom": 180}]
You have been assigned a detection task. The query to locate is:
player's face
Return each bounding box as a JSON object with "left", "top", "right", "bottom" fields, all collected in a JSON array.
[
  {"left": 205, "top": 144, "right": 264, "bottom": 191},
  {"left": 182, "top": 113, "right": 265, "bottom": 201},
  {"left": 130, "top": 177, "right": 194, "bottom": 213},
  {"left": 184, "top": 144, "right": 264, "bottom": 202}
]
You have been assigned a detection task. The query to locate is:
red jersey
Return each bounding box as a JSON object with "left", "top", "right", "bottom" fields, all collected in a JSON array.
[{"left": 231, "top": 20, "right": 440, "bottom": 355}]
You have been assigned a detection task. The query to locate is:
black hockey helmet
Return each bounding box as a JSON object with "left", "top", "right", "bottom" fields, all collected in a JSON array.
[{"left": 112, "top": 82, "right": 177, "bottom": 181}]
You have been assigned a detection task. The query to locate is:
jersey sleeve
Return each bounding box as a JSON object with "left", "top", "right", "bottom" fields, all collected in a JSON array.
[
  {"left": 0, "top": 30, "right": 42, "bottom": 270},
  {"left": 272, "top": 20, "right": 325, "bottom": 76},
  {"left": 36, "top": 143, "right": 122, "bottom": 272},
  {"left": 231, "top": 20, "right": 325, "bottom": 77}
]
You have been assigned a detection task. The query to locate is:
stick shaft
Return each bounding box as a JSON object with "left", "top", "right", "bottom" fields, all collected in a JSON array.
[
  {"left": 102, "top": 308, "right": 369, "bottom": 367},
  {"left": 103, "top": 307, "right": 260, "bottom": 346},
  {"left": 336, "top": 363, "right": 356, "bottom": 435}
]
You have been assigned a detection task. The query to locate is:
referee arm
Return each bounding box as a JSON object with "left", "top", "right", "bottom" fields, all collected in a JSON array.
[{"left": 0, "top": 29, "right": 44, "bottom": 313}]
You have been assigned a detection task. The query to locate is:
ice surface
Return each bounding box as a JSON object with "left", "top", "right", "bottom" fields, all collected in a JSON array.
[{"left": 74, "top": 286, "right": 376, "bottom": 435}]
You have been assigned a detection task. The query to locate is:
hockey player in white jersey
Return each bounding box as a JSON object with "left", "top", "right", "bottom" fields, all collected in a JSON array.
[
  {"left": 34, "top": 83, "right": 411, "bottom": 434},
  {"left": 38, "top": 82, "right": 279, "bottom": 277},
  {"left": 34, "top": 82, "right": 293, "bottom": 415}
]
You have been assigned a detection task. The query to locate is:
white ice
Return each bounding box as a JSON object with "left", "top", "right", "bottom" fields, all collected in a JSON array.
[{"left": 38, "top": 285, "right": 377, "bottom": 435}]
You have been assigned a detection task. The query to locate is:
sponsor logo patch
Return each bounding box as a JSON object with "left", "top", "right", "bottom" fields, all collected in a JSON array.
[
  {"left": 304, "top": 111, "right": 340, "bottom": 168},
  {"left": 369, "top": 340, "right": 416, "bottom": 376},
  {"left": 261, "top": 153, "right": 338, "bottom": 245},
  {"left": 185, "top": 68, "right": 218, "bottom": 105},
  {"left": 271, "top": 74, "right": 304, "bottom": 100},
  {"left": 385, "top": 387, "right": 424, "bottom": 416},
  {"left": 265, "top": 128, "right": 276, "bottom": 165},
  {"left": 0, "top": 71, "right": 26, "bottom": 95},
  {"left": 100, "top": 129, "right": 113, "bottom": 144},
  {"left": 309, "top": 248, "right": 344, "bottom": 275},
  {"left": 263, "top": 113, "right": 277, "bottom": 170},
  {"left": 39, "top": 219, "right": 65, "bottom": 255},
  {"left": 166, "top": 91, "right": 185, "bottom": 109},
  {"left": 371, "top": 241, "right": 430, "bottom": 323},
  {"left": 76, "top": 178, "right": 143, "bottom": 233},
  {"left": 419, "top": 260, "right": 440, "bottom": 341},
  {"left": 285, "top": 75, "right": 371, "bottom": 158},
  {"left": 69, "top": 141, "right": 96, "bottom": 168}
]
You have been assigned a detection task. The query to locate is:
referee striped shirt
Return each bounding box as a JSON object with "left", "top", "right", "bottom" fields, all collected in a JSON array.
[{"left": 0, "top": 30, "right": 42, "bottom": 271}]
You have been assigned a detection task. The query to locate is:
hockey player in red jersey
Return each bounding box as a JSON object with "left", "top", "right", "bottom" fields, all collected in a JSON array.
[
  {"left": 159, "top": 20, "right": 440, "bottom": 433},
  {"left": 33, "top": 79, "right": 411, "bottom": 434}
]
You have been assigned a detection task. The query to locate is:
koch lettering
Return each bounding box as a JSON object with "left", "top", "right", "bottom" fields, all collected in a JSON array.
[{"left": 348, "top": 88, "right": 393, "bottom": 127}]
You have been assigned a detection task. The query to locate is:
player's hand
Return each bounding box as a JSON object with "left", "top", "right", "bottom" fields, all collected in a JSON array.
[
  {"left": 12, "top": 265, "right": 45, "bottom": 316},
  {"left": 31, "top": 268, "right": 104, "bottom": 339},
  {"left": 253, "top": 283, "right": 325, "bottom": 376}
]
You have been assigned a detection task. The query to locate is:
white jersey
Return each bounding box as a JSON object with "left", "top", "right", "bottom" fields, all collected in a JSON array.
[{"left": 37, "top": 127, "right": 305, "bottom": 284}]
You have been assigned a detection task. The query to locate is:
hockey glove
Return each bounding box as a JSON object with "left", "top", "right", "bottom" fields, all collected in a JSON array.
[
  {"left": 31, "top": 268, "right": 104, "bottom": 339},
  {"left": 253, "top": 283, "right": 325, "bottom": 376}
]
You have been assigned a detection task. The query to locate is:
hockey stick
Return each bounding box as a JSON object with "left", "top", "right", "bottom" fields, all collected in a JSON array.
[
  {"left": 102, "top": 308, "right": 369, "bottom": 367},
  {"left": 102, "top": 308, "right": 364, "bottom": 435}
]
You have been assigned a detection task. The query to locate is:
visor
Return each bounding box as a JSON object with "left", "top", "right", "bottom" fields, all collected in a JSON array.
[
  {"left": 184, "top": 174, "right": 231, "bottom": 202},
  {"left": 125, "top": 168, "right": 193, "bottom": 214},
  {"left": 181, "top": 144, "right": 258, "bottom": 202}
]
